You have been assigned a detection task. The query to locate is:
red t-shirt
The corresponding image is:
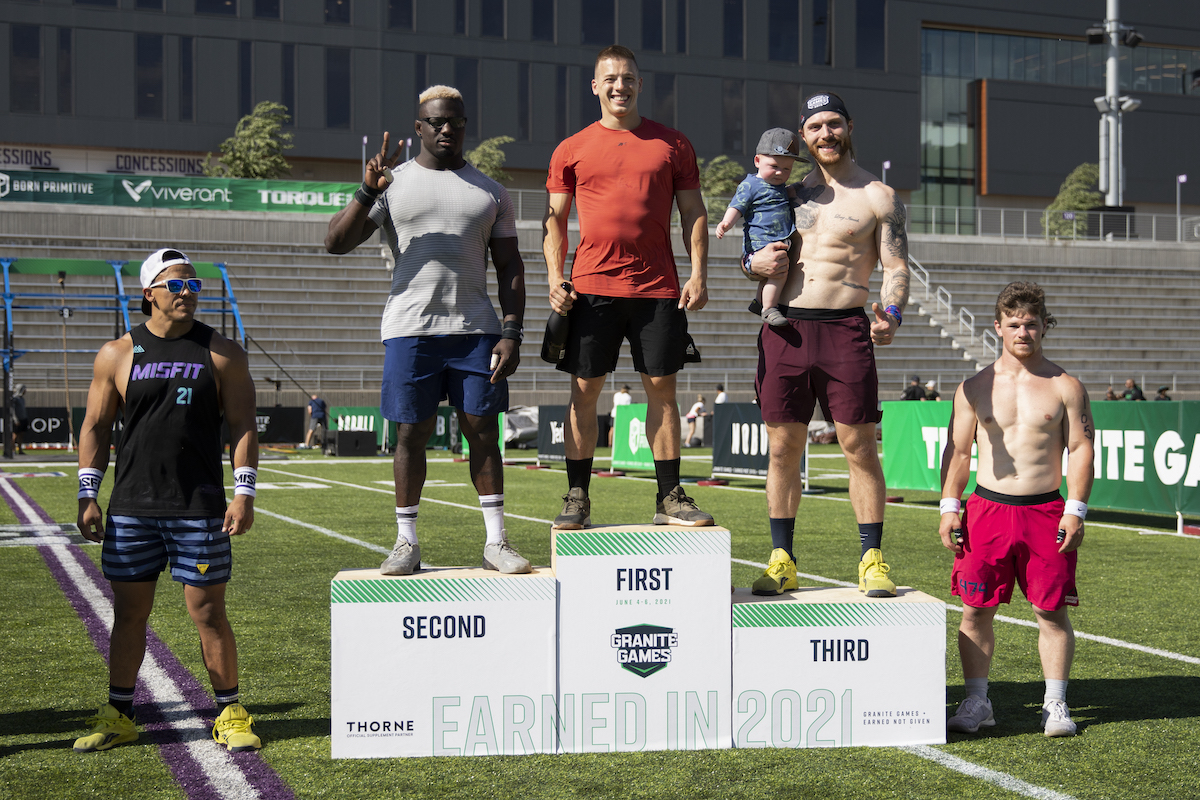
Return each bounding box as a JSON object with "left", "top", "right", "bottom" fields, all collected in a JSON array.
[{"left": 546, "top": 118, "right": 700, "bottom": 298}]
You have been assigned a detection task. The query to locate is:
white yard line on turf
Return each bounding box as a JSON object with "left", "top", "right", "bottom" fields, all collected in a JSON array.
[{"left": 900, "top": 746, "right": 1078, "bottom": 800}]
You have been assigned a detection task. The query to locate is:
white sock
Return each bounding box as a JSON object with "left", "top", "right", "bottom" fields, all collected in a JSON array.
[
  {"left": 479, "top": 493, "right": 506, "bottom": 545},
  {"left": 395, "top": 505, "right": 418, "bottom": 545},
  {"left": 964, "top": 677, "right": 989, "bottom": 701},
  {"left": 1044, "top": 679, "right": 1068, "bottom": 706}
]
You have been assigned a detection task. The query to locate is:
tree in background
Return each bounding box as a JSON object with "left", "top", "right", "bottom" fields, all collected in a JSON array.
[
  {"left": 1043, "top": 163, "right": 1101, "bottom": 239},
  {"left": 204, "top": 101, "right": 294, "bottom": 179},
  {"left": 696, "top": 155, "right": 813, "bottom": 223},
  {"left": 466, "top": 136, "right": 515, "bottom": 183}
]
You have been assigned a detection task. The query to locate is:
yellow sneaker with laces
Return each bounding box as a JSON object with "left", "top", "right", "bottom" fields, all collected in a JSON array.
[
  {"left": 752, "top": 548, "right": 799, "bottom": 595},
  {"left": 212, "top": 703, "right": 262, "bottom": 752},
  {"left": 73, "top": 704, "right": 138, "bottom": 753},
  {"left": 858, "top": 548, "right": 896, "bottom": 597}
]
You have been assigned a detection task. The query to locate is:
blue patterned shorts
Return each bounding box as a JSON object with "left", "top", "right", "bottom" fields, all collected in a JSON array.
[{"left": 101, "top": 515, "right": 231, "bottom": 586}]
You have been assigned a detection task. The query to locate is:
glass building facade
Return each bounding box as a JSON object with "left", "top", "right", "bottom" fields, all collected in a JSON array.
[{"left": 915, "top": 27, "right": 1200, "bottom": 209}]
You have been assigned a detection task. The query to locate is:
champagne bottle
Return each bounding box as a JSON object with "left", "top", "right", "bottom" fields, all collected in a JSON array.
[{"left": 540, "top": 282, "right": 572, "bottom": 364}]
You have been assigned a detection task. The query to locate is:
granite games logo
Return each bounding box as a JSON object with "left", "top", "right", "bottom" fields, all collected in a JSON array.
[{"left": 611, "top": 624, "right": 678, "bottom": 678}]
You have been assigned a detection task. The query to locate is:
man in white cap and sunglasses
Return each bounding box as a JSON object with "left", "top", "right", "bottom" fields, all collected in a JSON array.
[{"left": 72, "top": 247, "right": 263, "bottom": 754}]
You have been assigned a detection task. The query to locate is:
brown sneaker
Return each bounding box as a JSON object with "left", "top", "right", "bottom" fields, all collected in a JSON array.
[
  {"left": 553, "top": 487, "right": 591, "bottom": 530},
  {"left": 653, "top": 486, "right": 714, "bottom": 526}
]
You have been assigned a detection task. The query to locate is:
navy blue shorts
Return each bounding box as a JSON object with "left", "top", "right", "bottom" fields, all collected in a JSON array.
[
  {"left": 382, "top": 334, "right": 507, "bottom": 424},
  {"left": 101, "top": 515, "right": 231, "bottom": 586}
]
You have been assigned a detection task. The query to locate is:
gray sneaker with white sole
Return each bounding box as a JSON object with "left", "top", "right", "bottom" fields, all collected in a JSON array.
[
  {"left": 380, "top": 541, "right": 421, "bottom": 575},
  {"left": 483, "top": 540, "right": 532, "bottom": 574}
]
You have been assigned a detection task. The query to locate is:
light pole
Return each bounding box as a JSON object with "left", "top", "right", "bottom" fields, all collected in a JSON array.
[
  {"left": 361, "top": 135, "right": 368, "bottom": 176},
  {"left": 882, "top": 160, "right": 891, "bottom": 186},
  {"left": 1088, "top": 0, "right": 1142, "bottom": 209},
  {"left": 1178, "top": 174, "right": 1188, "bottom": 242}
]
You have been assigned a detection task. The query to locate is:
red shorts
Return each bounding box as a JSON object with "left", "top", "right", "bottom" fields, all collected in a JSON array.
[
  {"left": 952, "top": 487, "right": 1078, "bottom": 611},
  {"left": 755, "top": 308, "right": 881, "bottom": 425}
]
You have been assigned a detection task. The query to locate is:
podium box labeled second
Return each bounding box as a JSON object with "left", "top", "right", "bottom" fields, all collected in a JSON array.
[
  {"left": 554, "top": 526, "right": 732, "bottom": 753},
  {"left": 331, "top": 567, "right": 557, "bottom": 759},
  {"left": 733, "top": 587, "right": 946, "bottom": 748}
]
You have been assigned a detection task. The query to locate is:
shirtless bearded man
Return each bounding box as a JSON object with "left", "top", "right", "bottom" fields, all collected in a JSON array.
[
  {"left": 746, "top": 92, "right": 910, "bottom": 597},
  {"left": 939, "top": 282, "right": 1093, "bottom": 737}
]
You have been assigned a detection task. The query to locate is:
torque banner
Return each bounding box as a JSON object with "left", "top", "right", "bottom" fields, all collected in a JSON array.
[
  {"left": 0, "top": 170, "right": 357, "bottom": 214},
  {"left": 881, "top": 400, "right": 1200, "bottom": 516}
]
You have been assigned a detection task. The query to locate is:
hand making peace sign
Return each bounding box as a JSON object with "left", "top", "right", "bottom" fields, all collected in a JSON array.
[{"left": 365, "top": 131, "right": 403, "bottom": 191}]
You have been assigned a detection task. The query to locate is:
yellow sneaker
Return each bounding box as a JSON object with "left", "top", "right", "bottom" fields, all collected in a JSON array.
[
  {"left": 73, "top": 704, "right": 138, "bottom": 753},
  {"left": 752, "top": 548, "right": 799, "bottom": 595},
  {"left": 858, "top": 548, "right": 896, "bottom": 597},
  {"left": 212, "top": 703, "right": 262, "bottom": 752}
]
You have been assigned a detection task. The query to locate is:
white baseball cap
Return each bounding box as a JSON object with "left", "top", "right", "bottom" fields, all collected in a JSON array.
[{"left": 139, "top": 248, "right": 192, "bottom": 315}]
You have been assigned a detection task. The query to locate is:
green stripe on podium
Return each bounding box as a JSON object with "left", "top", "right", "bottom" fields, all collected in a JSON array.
[
  {"left": 555, "top": 529, "right": 729, "bottom": 557},
  {"left": 332, "top": 577, "right": 556, "bottom": 604},
  {"left": 733, "top": 602, "right": 945, "bottom": 628}
]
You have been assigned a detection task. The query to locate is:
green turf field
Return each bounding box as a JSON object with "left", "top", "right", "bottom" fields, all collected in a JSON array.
[{"left": 1, "top": 446, "right": 1197, "bottom": 799}]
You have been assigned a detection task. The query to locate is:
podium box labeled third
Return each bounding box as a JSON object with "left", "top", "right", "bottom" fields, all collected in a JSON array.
[
  {"left": 331, "top": 567, "right": 557, "bottom": 759},
  {"left": 554, "top": 526, "right": 733, "bottom": 753},
  {"left": 733, "top": 587, "right": 946, "bottom": 748}
]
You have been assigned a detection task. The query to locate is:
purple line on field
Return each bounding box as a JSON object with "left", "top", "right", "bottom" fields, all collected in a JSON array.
[{"left": 3, "top": 474, "right": 294, "bottom": 800}]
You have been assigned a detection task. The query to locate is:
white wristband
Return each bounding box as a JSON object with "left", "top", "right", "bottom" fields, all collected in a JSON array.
[
  {"left": 233, "top": 466, "right": 257, "bottom": 497},
  {"left": 1064, "top": 499, "right": 1087, "bottom": 520},
  {"left": 78, "top": 467, "right": 104, "bottom": 500},
  {"left": 939, "top": 498, "right": 961, "bottom": 515}
]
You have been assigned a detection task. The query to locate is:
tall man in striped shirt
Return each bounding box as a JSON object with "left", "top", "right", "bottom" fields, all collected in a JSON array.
[{"left": 326, "top": 85, "right": 529, "bottom": 576}]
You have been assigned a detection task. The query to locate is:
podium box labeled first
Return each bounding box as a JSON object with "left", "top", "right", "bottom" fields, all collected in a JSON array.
[
  {"left": 331, "top": 568, "right": 557, "bottom": 759},
  {"left": 732, "top": 587, "right": 946, "bottom": 748},
  {"left": 554, "top": 526, "right": 733, "bottom": 753}
]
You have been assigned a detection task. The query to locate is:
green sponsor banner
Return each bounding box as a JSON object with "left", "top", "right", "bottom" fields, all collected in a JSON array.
[
  {"left": 0, "top": 170, "right": 356, "bottom": 213},
  {"left": 882, "top": 400, "right": 1200, "bottom": 517},
  {"left": 460, "top": 412, "right": 504, "bottom": 459},
  {"left": 331, "top": 406, "right": 396, "bottom": 448},
  {"left": 611, "top": 403, "right": 655, "bottom": 471}
]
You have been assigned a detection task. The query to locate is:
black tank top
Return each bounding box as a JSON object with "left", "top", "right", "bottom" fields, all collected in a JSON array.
[{"left": 108, "top": 322, "right": 226, "bottom": 517}]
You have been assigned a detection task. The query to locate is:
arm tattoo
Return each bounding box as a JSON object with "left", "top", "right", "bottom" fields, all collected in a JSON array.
[
  {"left": 882, "top": 269, "right": 910, "bottom": 310},
  {"left": 882, "top": 196, "right": 909, "bottom": 260}
]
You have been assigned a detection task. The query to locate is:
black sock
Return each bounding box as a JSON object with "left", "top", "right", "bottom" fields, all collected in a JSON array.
[
  {"left": 858, "top": 522, "right": 884, "bottom": 556},
  {"left": 770, "top": 518, "right": 796, "bottom": 562},
  {"left": 654, "top": 458, "right": 681, "bottom": 502},
  {"left": 108, "top": 685, "right": 135, "bottom": 719},
  {"left": 214, "top": 684, "right": 240, "bottom": 711},
  {"left": 565, "top": 458, "right": 593, "bottom": 494}
]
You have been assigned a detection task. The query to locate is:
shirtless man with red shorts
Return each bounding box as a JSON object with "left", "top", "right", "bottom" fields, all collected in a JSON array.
[
  {"left": 745, "top": 92, "right": 910, "bottom": 597},
  {"left": 939, "top": 282, "right": 1094, "bottom": 737}
]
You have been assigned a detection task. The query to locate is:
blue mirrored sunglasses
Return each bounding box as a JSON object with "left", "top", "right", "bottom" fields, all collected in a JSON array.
[{"left": 149, "top": 278, "right": 202, "bottom": 294}]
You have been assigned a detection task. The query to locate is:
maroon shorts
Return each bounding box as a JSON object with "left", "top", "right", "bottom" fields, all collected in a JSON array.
[
  {"left": 755, "top": 308, "right": 881, "bottom": 425},
  {"left": 951, "top": 486, "right": 1078, "bottom": 611}
]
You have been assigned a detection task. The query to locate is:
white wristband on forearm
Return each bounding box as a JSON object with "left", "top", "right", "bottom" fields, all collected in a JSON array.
[
  {"left": 78, "top": 467, "right": 104, "bottom": 500},
  {"left": 939, "top": 498, "right": 961, "bottom": 515},
  {"left": 1064, "top": 499, "right": 1087, "bottom": 520},
  {"left": 233, "top": 467, "right": 258, "bottom": 497}
]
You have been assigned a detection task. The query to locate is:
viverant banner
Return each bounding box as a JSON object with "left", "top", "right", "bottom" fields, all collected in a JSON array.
[
  {"left": 0, "top": 169, "right": 357, "bottom": 214},
  {"left": 881, "top": 400, "right": 1200, "bottom": 516}
]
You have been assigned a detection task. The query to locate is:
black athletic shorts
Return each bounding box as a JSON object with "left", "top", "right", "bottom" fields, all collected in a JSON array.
[{"left": 558, "top": 294, "right": 701, "bottom": 379}]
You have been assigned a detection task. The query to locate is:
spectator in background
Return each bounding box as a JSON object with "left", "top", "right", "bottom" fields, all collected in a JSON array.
[
  {"left": 608, "top": 384, "right": 633, "bottom": 446},
  {"left": 1104, "top": 386, "right": 1118, "bottom": 401},
  {"left": 1155, "top": 386, "right": 1172, "bottom": 401},
  {"left": 1121, "top": 379, "right": 1145, "bottom": 401},
  {"left": 685, "top": 395, "right": 707, "bottom": 447},
  {"left": 924, "top": 380, "right": 941, "bottom": 401},
  {"left": 901, "top": 375, "right": 925, "bottom": 401},
  {"left": 303, "top": 393, "right": 327, "bottom": 450},
  {"left": 10, "top": 383, "right": 28, "bottom": 456},
  {"left": 715, "top": 384, "right": 727, "bottom": 405}
]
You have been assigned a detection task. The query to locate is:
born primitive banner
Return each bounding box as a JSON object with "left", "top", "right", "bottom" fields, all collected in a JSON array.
[
  {"left": 331, "top": 406, "right": 396, "bottom": 448},
  {"left": 0, "top": 169, "right": 357, "bottom": 214},
  {"left": 881, "top": 400, "right": 1200, "bottom": 516},
  {"left": 712, "top": 403, "right": 770, "bottom": 477}
]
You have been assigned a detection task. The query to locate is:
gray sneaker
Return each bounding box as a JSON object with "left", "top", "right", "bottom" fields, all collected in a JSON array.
[
  {"left": 1041, "top": 700, "right": 1078, "bottom": 737},
  {"left": 553, "top": 487, "right": 591, "bottom": 530},
  {"left": 380, "top": 541, "right": 421, "bottom": 575},
  {"left": 483, "top": 540, "right": 532, "bottom": 574},
  {"left": 653, "top": 486, "right": 715, "bottom": 526},
  {"left": 947, "top": 695, "right": 995, "bottom": 734}
]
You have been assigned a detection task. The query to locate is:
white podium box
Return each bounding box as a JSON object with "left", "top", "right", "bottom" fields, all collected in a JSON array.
[
  {"left": 732, "top": 587, "right": 946, "bottom": 748},
  {"left": 553, "top": 526, "right": 732, "bottom": 753},
  {"left": 331, "top": 567, "right": 557, "bottom": 759}
]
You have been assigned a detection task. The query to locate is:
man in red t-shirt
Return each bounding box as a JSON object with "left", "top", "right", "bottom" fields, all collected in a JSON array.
[{"left": 543, "top": 44, "right": 712, "bottom": 530}]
